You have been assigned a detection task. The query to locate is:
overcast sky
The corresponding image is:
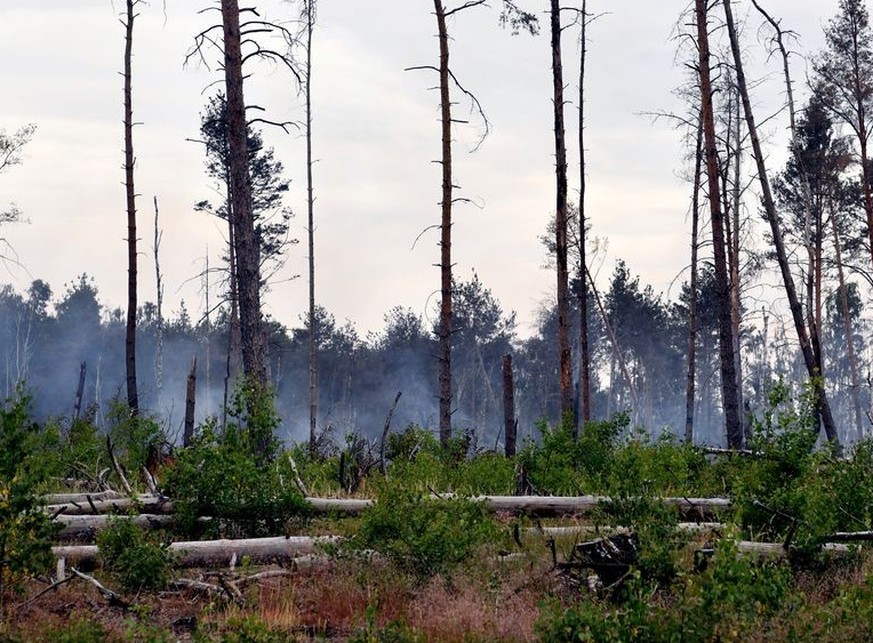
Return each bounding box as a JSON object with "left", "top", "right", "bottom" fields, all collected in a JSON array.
[{"left": 0, "top": 0, "right": 839, "bottom": 338}]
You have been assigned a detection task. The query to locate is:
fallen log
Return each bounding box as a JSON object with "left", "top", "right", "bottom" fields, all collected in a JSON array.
[
  {"left": 527, "top": 522, "right": 725, "bottom": 538},
  {"left": 42, "top": 490, "right": 124, "bottom": 505},
  {"left": 474, "top": 495, "right": 730, "bottom": 517},
  {"left": 55, "top": 514, "right": 177, "bottom": 541},
  {"left": 44, "top": 494, "right": 732, "bottom": 518},
  {"left": 46, "top": 495, "right": 173, "bottom": 516},
  {"left": 53, "top": 535, "right": 339, "bottom": 569}
]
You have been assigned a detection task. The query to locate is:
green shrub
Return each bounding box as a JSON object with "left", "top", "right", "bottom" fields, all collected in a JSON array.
[
  {"left": 730, "top": 380, "right": 840, "bottom": 552},
  {"left": 535, "top": 575, "right": 669, "bottom": 643},
  {"left": 97, "top": 517, "right": 173, "bottom": 591},
  {"left": 216, "top": 616, "right": 287, "bottom": 643},
  {"left": 385, "top": 424, "right": 441, "bottom": 462},
  {"left": 165, "top": 421, "right": 311, "bottom": 539},
  {"left": 349, "top": 607, "right": 425, "bottom": 643},
  {"left": 678, "top": 536, "right": 792, "bottom": 640},
  {"left": 41, "top": 416, "right": 105, "bottom": 489},
  {"left": 0, "top": 392, "right": 57, "bottom": 598},
  {"left": 106, "top": 401, "right": 165, "bottom": 479},
  {"left": 351, "top": 482, "right": 498, "bottom": 580},
  {"left": 519, "top": 412, "right": 628, "bottom": 495},
  {"left": 39, "top": 617, "right": 112, "bottom": 643}
]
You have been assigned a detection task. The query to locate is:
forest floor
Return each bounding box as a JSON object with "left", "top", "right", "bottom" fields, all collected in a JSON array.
[{"left": 3, "top": 551, "right": 553, "bottom": 641}]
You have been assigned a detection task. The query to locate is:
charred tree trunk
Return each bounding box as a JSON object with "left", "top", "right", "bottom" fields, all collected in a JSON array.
[
  {"left": 221, "top": 0, "right": 267, "bottom": 392},
  {"left": 304, "top": 0, "right": 318, "bottom": 451},
  {"left": 184, "top": 357, "right": 197, "bottom": 448},
  {"left": 74, "top": 362, "right": 86, "bottom": 420},
  {"left": 685, "top": 115, "right": 704, "bottom": 444},
  {"left": 577, "top": 0, "right": 591, "bottom": 430},
  {"left": 728, "top": 87, "right": 746, "bottom": 440},
  {"left": 503, "top": 354, "right": 517, "bottom": 457},
  {"left": 435, "top": 0, "right": 454, "bottom": 447},
  {"left": 123, "top": 0, "right": 139, "bottom": 415},
  {"left": 695, "top": 0, "right": 743, "bottom": 449},
  {"left": 721, "top": 0, "right": 840, "bottom": 448},
  {"left": 551, "top": 0, "right": 573, "bottom": 424}
]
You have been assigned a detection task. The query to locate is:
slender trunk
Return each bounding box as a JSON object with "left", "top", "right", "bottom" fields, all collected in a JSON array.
[
  {"left": 685, "top": 115, "right": 704, "bottom": 445},
  {"left": 184, "top": 357, "right": 197, "bottom": 448},
  {"left": 123, "top": 0, "right": 139, "bottom": 415},
  {"left": 551, "top": 0, "right": 573, "bottom": 423},
  {"left": 577, "top": 0, "right": 591, "bottom": 430},
  {"left": 503, "top": 354, "right": 517, "bottom": 457},
  {"left": 832, "top": 207, "right": 864, "bottom": 441},
  {"left": 721, "top": 0, "right": 840, "bottom": 448},
  {"left": 434, "top": 0, "right": 453, "bottom": 446},
  {"left": 860, "top": 136, "right": 873, "bottom": 267},
  {"left": 695, "top": 0, "right": 743, "bottom": 449},
  {"left": 305, "top": 0, "right": 318, "bottom": 451},
  {"left": 153, "top": 197, "right": 164, "bottom": 409},
  {"left": 729, "top": 87, "right": 746, "bottom": 440},
  {"left": 74, "top": 362, "right": 87, "bottom": 420},
  {"left": 221, "top": 0, "right": 266, "bottom": 391}
]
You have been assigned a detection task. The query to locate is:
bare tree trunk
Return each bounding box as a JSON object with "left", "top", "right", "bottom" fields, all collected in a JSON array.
[
  {"left": 184, "top": 357, "right": 197, "bottom": 447},
  {"left": 831, "top": 207, "right": 864, "bottom": 441},
  {"left": 695, "top": 0, "right": 743, "bottom": 449},
  {"left": 435, "top": 0, "right": 454, "bottom": 447},
  {"left": 577, "top": 0, "right": 591, "bottom": 431},
  {"left": 685, "top": 115, "right": 704, "bottom": 444},
  {"left": 551, "top": 0, "right": 573, "bottom": 424},
  {"left": 503, "top": 354, "right": 517, "bottom": 457},
  {"left": 123, "top": 0, "right": 139, "bottom": 415},
  {"left": 74, "top": 362, "right": 86, "bottom": 420},
  {"left": 221, "top": 0, "right": 267, "bottom": 391},
  {"left": 729, "top": 86, "right": 746, "bottom": 440},
  {"left": 304, "top": 0, "right": 318, "bottom": 451},
  {"left": 721, "top": 0, "right": 840, "bottom": 448},
  {"left": 153, "top": 197, "right": 164, "bottom": 409}
]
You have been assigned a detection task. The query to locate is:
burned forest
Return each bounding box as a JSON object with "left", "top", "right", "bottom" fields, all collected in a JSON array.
[{"left": 4, "top": 1, "right": 873, "bottom": 641}]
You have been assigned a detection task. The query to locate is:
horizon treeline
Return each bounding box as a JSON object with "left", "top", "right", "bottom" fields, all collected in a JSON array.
[{"left": 0, "top": 259, "right": 866, "bottom": 449}]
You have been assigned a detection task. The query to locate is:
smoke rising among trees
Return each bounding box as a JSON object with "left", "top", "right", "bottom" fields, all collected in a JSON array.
[{"left": 2, "top": 1, "right": 873, "bottom": 450}]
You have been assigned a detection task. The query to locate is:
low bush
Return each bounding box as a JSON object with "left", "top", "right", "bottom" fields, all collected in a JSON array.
[
  {"left": 97, "top": 517, "right": 174, "bottom": 592},
  {"left": 351, "top": 481, "right": 499, "bottom": 580},
  {"left": 0, "top": 392, "right": 58, "bottom": 599},
  {"left": 165, "top": 421, "right": 311, "bottom": 539}
]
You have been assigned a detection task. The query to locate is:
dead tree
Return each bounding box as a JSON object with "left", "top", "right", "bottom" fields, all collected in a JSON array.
[
  {"left": 434, "top": 0, "right": 455, "bottom": 446},
  {"left": 302, "top": 0, "right": 318, "bottom": 451},
  {"left": 122, "top": 0, "right": 142, "bottom": 415},
  {"left": 153, "top": 197, "right": 164, "bottom": 409},
  {"left": 694, "top": 0, "right": 743, "bottom": 449},
  {"left": 502, "top": 354, "right": 517, "bottom": 457},
  {"left": 721, "top": 0, "right": 840, "bottom": 447},
  {"left": 409, "top": 2, "right": 535, "bottom": 446},
  {"left": 220, "top": 0, "right": 266, "bottom": 390},
  {"left": 576, "top": 0, "right": 592, "bottom": 430},
  {"left": 685, "top": 114, "right": 704, "bottom": 444},
  {"left": 551, "top": 0, "right": 573, "bottom": 423},
  {"left": 184, "top": 357, "right": 197, "bottom": 447}
]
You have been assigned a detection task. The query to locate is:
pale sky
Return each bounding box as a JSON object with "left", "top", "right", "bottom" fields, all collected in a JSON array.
[{"left": 0, "top": 0, "right": 835, "bottom": 338}]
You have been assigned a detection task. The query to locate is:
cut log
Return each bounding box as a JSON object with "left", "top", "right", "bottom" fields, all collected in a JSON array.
[{"left": 53, "top": 535, "right": 338, "bottom": 569}]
